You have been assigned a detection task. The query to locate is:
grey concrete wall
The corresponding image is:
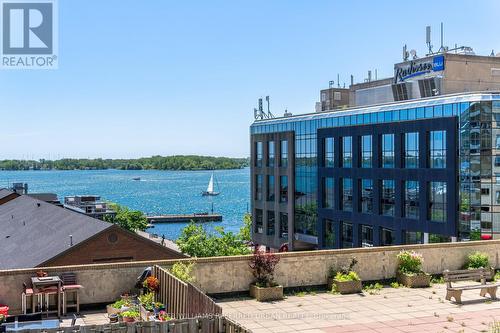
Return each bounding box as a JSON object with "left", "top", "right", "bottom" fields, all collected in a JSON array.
[{"left": 1, "top": 240, "right": 500, "bottom": 314}]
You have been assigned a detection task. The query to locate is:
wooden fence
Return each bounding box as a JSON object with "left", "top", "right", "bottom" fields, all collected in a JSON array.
[
  {"left": 152, "top": 265, "right": 222, "bottom": 318},
  {"left": 19, "top": 318, "right": 250, "bottom": 333}
]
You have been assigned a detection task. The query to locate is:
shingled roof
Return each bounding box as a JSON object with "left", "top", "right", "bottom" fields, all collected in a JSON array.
[{"left": 0, "top": 193, "right": 113, "bottom": 269}]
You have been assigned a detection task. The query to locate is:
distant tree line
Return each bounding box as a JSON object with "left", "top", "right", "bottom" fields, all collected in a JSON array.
[{"left": 0, "top": 155, "right": 249, "bottom": 171}]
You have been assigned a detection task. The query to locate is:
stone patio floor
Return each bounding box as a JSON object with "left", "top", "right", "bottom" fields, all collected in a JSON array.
[{"left": 218, "top": 282, "right": 500, "bottom": 333}]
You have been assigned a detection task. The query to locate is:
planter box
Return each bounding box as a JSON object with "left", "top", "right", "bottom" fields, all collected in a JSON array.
[
  {"left": 139, "top": 305, "right": 153, "bottom": 321},
  {"left": 333, "top": 279, "right": 362, "bottom": 294},
  {"left": 106, "top": 305, "right": 121, "bottom": 316},
  {"left": 397, "top": 271, "right": 431, "bottom": 288},
  {"left": 249, "top": 284, "right": 283, "bottom": 302}
]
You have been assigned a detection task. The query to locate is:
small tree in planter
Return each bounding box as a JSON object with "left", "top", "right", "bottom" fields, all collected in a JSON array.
[
  {"left": 465, "top": 251, "right": 494, "bottom": 281},
  {"left": 330, "top": 258, "right": 362, "bottom": 294},
  {"left": 396, "top": 250, "right": 430, "bottom": 288},
  {"left": 248, "top": 249, "right": 283, "bottom": 302}
]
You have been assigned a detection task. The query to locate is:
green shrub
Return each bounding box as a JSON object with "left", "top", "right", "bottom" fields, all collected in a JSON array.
[
  {"left": 138, "top": 292, "right": 154, "bottom": 310},
  {"left": 335, "top": 271, "right": 360, "bottom": 282},
  {"left": 465, "top": 251, "right": 489, "bottom": 269},
  {"left": 111, "top": 299, "right": 130, "bottom": 309},
  {"left": 397, "top": 250, "right": 424, "bottom": 274},
  {"left": 121, "top": 309, "right": 140, "bottom": 319},
  {"left": 390, "top": 281, "right": 401, "bottom": 288},
  {"left": 170, "top": 261, "right": 196, "bottom": 283},
  {"left": 364, "top": 283, "right": 383, "bottom": 294}
]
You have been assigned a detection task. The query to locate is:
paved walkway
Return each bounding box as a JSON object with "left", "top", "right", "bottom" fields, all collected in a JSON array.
[{"left": 219, "top": 283, "right": 500, "bottom": 333}]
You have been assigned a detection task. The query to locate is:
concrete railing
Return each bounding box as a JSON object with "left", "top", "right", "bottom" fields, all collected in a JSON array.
[{"left": 1, "top": 240, "right": 499, "bottom": 314}]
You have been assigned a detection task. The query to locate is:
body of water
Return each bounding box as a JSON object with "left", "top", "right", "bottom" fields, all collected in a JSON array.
[{"left": 0, "top": 168, "right": 250, "bottom": 240}]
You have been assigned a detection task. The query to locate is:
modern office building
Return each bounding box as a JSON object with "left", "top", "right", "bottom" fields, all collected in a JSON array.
[{"left": 250, "top": 51, "right": 500, "bottom": 251}]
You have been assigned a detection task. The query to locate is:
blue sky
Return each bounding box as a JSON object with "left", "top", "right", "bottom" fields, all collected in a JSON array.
[{"left": 1, "top": 0, "right": 499, "bottom": 159}]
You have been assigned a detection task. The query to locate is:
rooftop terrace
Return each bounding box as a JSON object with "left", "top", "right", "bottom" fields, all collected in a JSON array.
[{"left": 220, "top": 283, "right": 500, "bottom": 333}]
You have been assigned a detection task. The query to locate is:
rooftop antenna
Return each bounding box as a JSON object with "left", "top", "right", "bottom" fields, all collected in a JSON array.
[
  {"left": 329, "top": 80, "right": 334, "bottom": 89},
  {"left": 410, "top": 49, "right": 418, "bottom": 59},
  {"left": 367, "top": 70, "right": 372, "bottom": 82},
  {"left": 491, "top": 49, "right": 495, "bottom": 57},
  {"left": 403, "top": 44, "right": 409, "bottom": 61},
  {"left": 440, "top": 22, "right": 444, "bottom": 52},
  {"left": 375, "top": 69, "right": 378, "bottom": 80},
  {"left": 265, "top": 96, "right": 274, "bottom": 118},
  {"left": 350, "top": 75, "right": 354, "bottom": 86},
  {"left": 426, "top": 26, "right": 433, "bottom": 55},
  {"left": 337, "top": 74, "right": 340, "bottom": 88}
]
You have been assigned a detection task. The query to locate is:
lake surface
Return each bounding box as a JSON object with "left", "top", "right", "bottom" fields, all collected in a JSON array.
[{"left": 0, "top": 168, "right": 250, "bottom": 240}]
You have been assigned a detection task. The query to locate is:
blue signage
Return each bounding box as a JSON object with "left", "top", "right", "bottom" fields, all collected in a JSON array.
[
  {"left": 394, "top": 55, "right": 445, "bottom": 83},
  {"left": 433, "top": 55, "right": 445, "bottom": 71}
]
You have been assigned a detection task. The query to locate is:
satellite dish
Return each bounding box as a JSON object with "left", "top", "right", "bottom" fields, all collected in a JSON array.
[{"left": 410, "top": 49, "right": 418, "bottom": 59}]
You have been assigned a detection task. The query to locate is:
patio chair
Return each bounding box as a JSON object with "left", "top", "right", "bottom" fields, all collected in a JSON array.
[
  {"left": 60, "top": 273, "right": 83, "bottom": 315},
  {"left": 41, "top": 285, "right": 62, "bottom": 316},
  {"left": 21, "top": 282, "right": 42, "bottom": 314}
]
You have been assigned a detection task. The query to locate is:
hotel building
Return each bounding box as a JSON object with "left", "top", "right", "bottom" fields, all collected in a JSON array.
[{"left": 250, "top": 51, "right": 500, "bottom": 251}]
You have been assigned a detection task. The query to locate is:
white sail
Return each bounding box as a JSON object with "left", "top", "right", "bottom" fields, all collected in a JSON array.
[{"left": 207, "top": 173, "right": 215, "bottom": 193}]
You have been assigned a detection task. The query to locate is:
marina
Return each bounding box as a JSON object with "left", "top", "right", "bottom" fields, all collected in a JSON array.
[{"left": 146, "top": 213, "right": 223, "bottom": 224}]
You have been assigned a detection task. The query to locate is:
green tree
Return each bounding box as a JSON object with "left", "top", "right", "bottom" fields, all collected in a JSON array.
[
  {"left": 105, "top": 203, "right": 148, "bottom": 232},
  {"left": 176, "top": 214, "right": 252, "bottom": 257}
]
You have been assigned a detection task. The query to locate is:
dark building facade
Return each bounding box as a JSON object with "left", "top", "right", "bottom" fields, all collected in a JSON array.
[{"left": 250, "top": 92, "right": 500, "bottom": 250}]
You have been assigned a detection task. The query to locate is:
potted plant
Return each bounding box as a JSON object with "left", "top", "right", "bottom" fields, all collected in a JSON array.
[
  {"left": 158, "top": 310, "right": 171, "bottom": 322},
  {"left": 331, "top": 258, "right": 362, "bottom": 294},
  {"left": 143, "top": 276, "right": 160, "bottom": 293},
  {"left": 396, "top": 250, "right": 430, "bottom": 288},
  {"left": 248, "top": 249, "right": 283, "bottom": 302},
  {"left": 465, "top": 251, "right": 494, "bottom": 281},
  {"left": 121, "top": 309, "right": 140, "bottom": 323},
  {"left": 153, "top": 302, "right": 165, "bottom": 315},
  {"left": 107, "top": 299, "right": 131, "bottom": 315}
]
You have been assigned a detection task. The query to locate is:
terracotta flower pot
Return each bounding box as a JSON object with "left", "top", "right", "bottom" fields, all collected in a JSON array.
[{"left": 122, "top": 316, "right": 136, "bottom": 323}]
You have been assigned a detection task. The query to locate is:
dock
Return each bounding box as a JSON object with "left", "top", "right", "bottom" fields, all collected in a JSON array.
[{"left": 147, "top": 213, "right": 222, "bottom": 223}]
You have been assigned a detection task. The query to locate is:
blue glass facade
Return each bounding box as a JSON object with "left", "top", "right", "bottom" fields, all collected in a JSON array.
[{"left": 251, "top": 93, "right": 500, "bottom": 249}]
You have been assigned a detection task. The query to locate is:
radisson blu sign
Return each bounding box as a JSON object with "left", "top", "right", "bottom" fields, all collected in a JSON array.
[{"left": 394, "top": 55, "right": 445, "bottom": 83}]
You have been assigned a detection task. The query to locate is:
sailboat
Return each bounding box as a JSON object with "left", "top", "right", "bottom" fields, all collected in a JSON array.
[{"left": 202, "top": 173, "right": 220, "bottom": 196}]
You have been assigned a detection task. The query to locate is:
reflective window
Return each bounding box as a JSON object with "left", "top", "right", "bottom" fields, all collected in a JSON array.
[
  {"left": 324, "top": 137, "right": 334, "bottom": 167},
  {"left": 361, "top": 225, "right": 373, "bottom": 247},
  {"left": 267, "top": 211, "right": 275, "bottom": 236},
  {"left": 279, "top": 175, "right": 288, "bottom": 202},
  {"left": 255, "top": 209, "right": 263, "bottom": 233},
  {"left": 382, "top": 134, "right": 395, "bottom": 168},
  {"left": 342, "top": 136, "right": 352, "bottom": 168},
  {"left": 255, "top": 141, "right": 263, "bottom": 167},
  {"left": 279, "top": 212, "right": 288, "bottom": 238},
  {"left": 360, "top": 179, "right": 373, "bottom": 213},
  {"left": 381, "top": 228, "right": 395, "bottom": 246},
  {"left": 268, "top": 141, "right": 275, "bottom": 167},
  {"left": 322, "top": 177, "right": 334, "bottom": 208},
  {"left": 405, "top": 231, "right": 423, "bottom": 244},
  {"left": 361, "top": 135, "right": 372, "bottom": 168},
  {"left": 381, "top": 179, "right": 395, "bottom": 216},
  {"left": 405, "top": 132, "right": 419, "bottom": 168},
  {"left": 341, "top": 178, "right": 353, "bottom": 212},
  {"left": 429, "top": 181, "right": 447, "bottom": 222},
  {"left": 341, "top": 221, "right": 353, "bottom": 248},
  {"left": 255, "top": 175, "right": 263, "bottom": 200},
  {"left": 266, "top": 175, "right": 275, "bottom": 201},
  {"left": 324, "top": 219, "right": 335, "bottom": 248},
  {"left": 430, "top": 130, "right": 446, "bottom": 168},
  {"left": 404, "top": 181, "right": 419, "bottom": 219},
  {"left": 280, "top": 140, "right": 288, "bottom": 167}
]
